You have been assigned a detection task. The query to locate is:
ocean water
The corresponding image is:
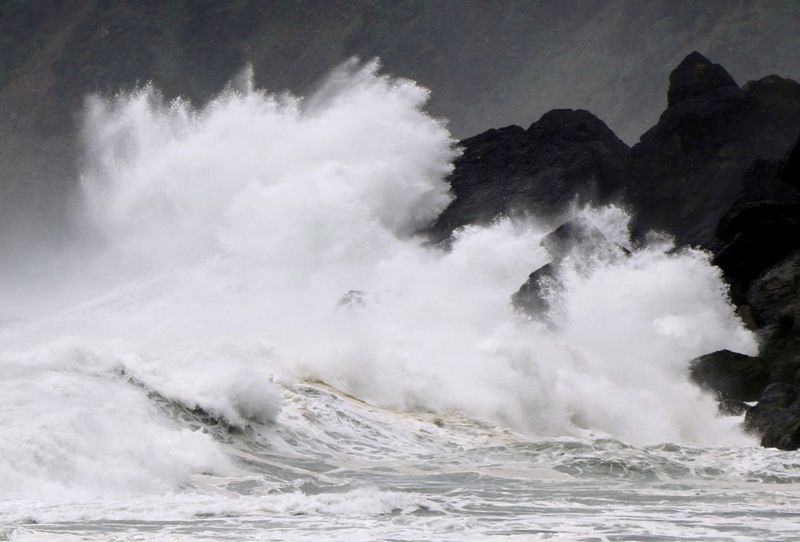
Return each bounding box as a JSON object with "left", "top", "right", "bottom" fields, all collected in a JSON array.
[{"left": 1, "top": 61, "right": 798, "bottom": 541}]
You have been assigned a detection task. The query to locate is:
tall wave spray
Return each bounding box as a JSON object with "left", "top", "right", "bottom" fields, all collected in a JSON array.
[{"left": 1, "top": 61, "right": 756, "bottom": 499}]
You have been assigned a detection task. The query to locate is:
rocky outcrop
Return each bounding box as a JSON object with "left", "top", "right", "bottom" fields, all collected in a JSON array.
[
  {"left": 428, "top": 109, "right": 629, "bottom": 243},
  {"left": 692, "top": 136, "right": 800, "bottom": 449},
  {"left": 748, "top": 250, "right": 800, "bottom": 338},
  {"left": 511, "top": 219, "right": 626, "bottom": 320},
  {"left": 689, "top": 350, "right": 771, "bottom": 403},
  {"left": 627, "top": 52, "right": 800, "bottom": 248},
  {"left": 512, "top": 263, "right": 558, "bottom": 319},
  {"left": 426, "top": 51, "right": 800, "bottom": 449},
  {"left": 746, "top": 250, "right": 800, "bottom": 394},
  {"left": 712, "top": 159, "right": 800, "bottom": 304},
  {"left": 620, "top": 54, "right": 800, "bottom": 449},
  {"left": 744, "top": 383, "right": 800, "bottom": 450}
]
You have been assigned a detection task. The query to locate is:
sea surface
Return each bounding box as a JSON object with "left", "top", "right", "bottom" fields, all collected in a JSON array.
[{"left": 3, "top": 382, "right": 800, "bottom": 541}]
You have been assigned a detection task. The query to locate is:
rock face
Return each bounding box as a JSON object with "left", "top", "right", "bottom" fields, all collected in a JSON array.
[
  {"left": 746, "top": 250, "right": 800, "bottom": 394},
  {"left": 511, "top": 263, "right": 558, "bottom": 319},
  {"left": 511, "top": 219, "right": 626, "bottom": 321},
  {"left": 627, "top": 52, "right": 800, "bottom": 248},
  {"left": 428, "top": 110, "right": 629, "bottom": 243},
  {"left": 744, "top": 383, "right": 800, "bottom": 450},
  {"left": 692, "top": 140, "right": 800, "bottom": 449},
  {"left": 689, "top": 350, "right": 771, "bottom": 403},
  {"left": 713, "top": 159, "right": 800, "bottom": 304},
  {"left": 748, "top": 250, "right": 800, "bottom": 338},
  {"left": 666, "top": 51, "right": 740, "bottom": 106},
  {"left": 627, "top": 54, "right": 800, "bottom": 449}
]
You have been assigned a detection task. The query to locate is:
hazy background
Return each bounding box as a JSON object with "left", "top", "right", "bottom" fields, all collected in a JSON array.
[{"left": 1, "top": 0, "right": 799, "bottom": 262}]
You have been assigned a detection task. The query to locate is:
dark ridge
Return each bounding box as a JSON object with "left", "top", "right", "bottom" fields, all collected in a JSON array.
[
  {"left": 428, "top": 109, "right": 629, "bottom": 243},
  {"left": 667, "top": 51, "right": 740, "bottom": 107},
  {"left": 626, "top": 53, "right": 800, "bottom": 248}
]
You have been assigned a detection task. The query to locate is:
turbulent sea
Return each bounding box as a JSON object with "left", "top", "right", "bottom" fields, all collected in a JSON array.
[{"left": 2, "top": 61, "right": 799, "bottom": 541}]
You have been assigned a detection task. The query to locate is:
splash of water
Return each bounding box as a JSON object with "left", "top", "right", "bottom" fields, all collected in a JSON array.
[{"left": 0, "top": 60, "right": 757, "bottom": 500}]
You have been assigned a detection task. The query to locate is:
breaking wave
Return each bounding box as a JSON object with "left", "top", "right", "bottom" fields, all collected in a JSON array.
[{"left": 0, "top": 60, "right": 758, "bottom": 503}]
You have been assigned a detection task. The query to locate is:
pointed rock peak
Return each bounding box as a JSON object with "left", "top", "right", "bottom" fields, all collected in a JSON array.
[
  {"left": 667, "top": 51, "right": 739, "bottom": 106},
  {"left": 527, "top": 109, "right": 627, "bottom": 148}
]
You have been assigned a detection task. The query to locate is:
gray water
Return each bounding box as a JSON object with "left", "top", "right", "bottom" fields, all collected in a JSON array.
[{"left": 3, "top": 383, "right": 800, "bottom": 542}]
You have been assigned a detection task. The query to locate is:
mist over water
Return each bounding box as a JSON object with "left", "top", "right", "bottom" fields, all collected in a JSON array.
[{"left": 3, "top": 61, "right": 787, "bottom": 541}]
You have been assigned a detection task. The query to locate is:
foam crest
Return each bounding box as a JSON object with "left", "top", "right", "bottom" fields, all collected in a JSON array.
[
  {"left": 0, "top": 342, "right": 235, "bottom": 500},
  {"left": 80, "top": 60, "right": 456, "bottom": 274}
]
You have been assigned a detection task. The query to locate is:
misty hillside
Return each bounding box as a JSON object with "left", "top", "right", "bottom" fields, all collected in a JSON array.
[{"left": 1, "top": 0, "right": 799, "bottom": 250}]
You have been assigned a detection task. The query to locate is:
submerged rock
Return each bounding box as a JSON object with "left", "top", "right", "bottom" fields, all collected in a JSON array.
[{"left": 336, "top": 290, "right": 371, "bottom": 310}]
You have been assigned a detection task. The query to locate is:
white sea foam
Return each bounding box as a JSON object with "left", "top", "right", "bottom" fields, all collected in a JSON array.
[{"left": 0, "top": 60, "right": 761, "bottom": 507}]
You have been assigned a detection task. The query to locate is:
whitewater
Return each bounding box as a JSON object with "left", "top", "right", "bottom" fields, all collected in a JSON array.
[{"left": 1, "top": 61, "right": 799, "bottom": 541}]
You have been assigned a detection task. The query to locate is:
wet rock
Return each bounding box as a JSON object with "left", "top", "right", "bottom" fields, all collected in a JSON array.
[
  {"left": 511, "top": 218, "right": 627, "bottom": 319},
  {"left": 688, "top": 349, "right": 771, "bottom": 403},
  {"left": 511, "top": 263, "right": 558, "bottom": 318},
  {"left": 717, "top": 397, "right": 749, "bottom": 417},
  {"left": 746, "top": 249, "right": 800, "bottom": 400},
  {"left": 336, "top": 290, "right": 370, "bottom": 310},
  {"left": 540, "top": 220, "right": 611, "bottom": 262},
  {"left": 428, "top": 109, "right": 629, "bottom": 243},
  {"left": 744, "top": 382, "right": 800, "bottom": 450},
  {"left": 747, "top": 250, "right": 800, "bottom": 335},
  {"left": 768, "top": 354, "right": 800, "bottom": 386},
  {"left": 758, "top": 382, "right": 798, "bottom": 408}
]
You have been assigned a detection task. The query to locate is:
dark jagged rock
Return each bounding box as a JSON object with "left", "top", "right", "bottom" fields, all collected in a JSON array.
[
  {"left": 717, "top": 397, "right": 749, "bottom": 417},
  {"left": 702, "top": 168, "right": 800, "bottom": 448},
  {"left": 666, "top": 51, "right": 740, "bottom": 107},
  {"left": 540, "top": 220, "right": 610, "bottom": 262},
  {"left": 627, "top": 52, "right": 800, "bottom": 248},
  {"left": 511, "top": 263, "right": 558, "bottom": 318},
  {"left": 712, "top": 159, "right": 800, "bottom": 304},
  {"left": 716, "top": 160, "right": 800, "bottom": 243},
  {"left": 743, "top": 75, "right": 800, "bottom": 140},
  {"left": 706, "top": 248, "right": 800, "bottom": 449},
  {"left": 688, "top": 349, "right": 771, "bottom": 403},
  {"left": 419, "top": 50, "right": 800, "bottom": 448},
  {"left": 780, "top": 137, "right": 800, "bottom": 188},
  {"left": 747, "top": 250, "right": 800, "bottom": 336},
  {"left": 746, "top": 250, "right": 800, "bottom": 393},
  {"left": 429, "top": 109, "right": 629, "bottom": 242},
  {"left": 511, "top": 218, "right": 627, "bottom": 319},
  {"left": 744, "top": 382, "right": 800, "bottom": 450}
]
